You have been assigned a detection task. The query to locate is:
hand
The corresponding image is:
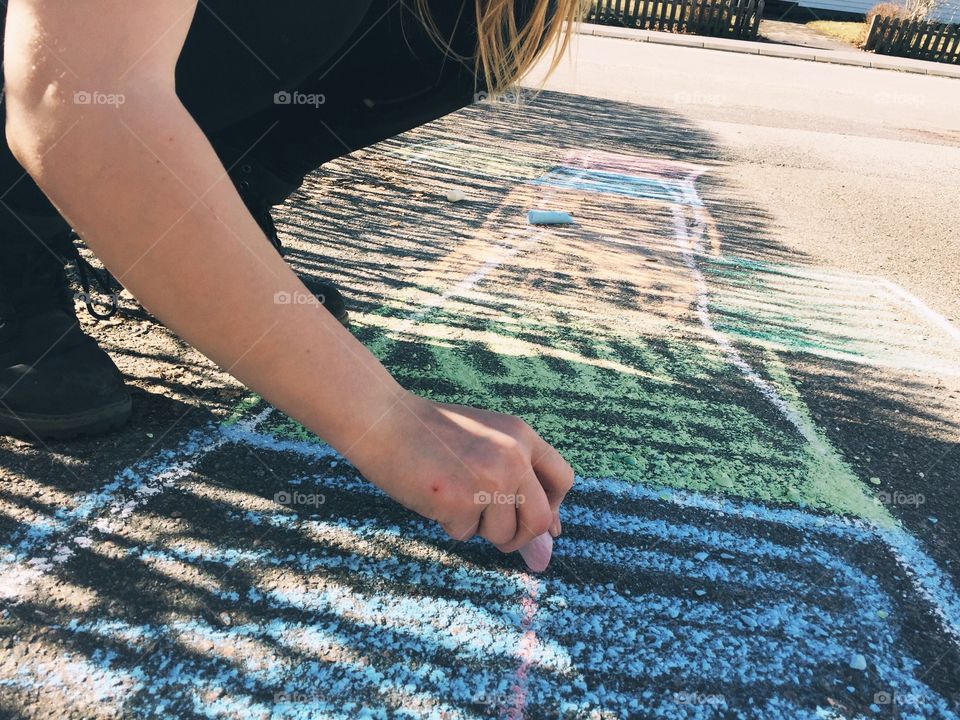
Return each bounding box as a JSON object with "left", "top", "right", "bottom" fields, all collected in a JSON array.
[{"left": 349, "top": 393, "right": 574, "bottom": 554}]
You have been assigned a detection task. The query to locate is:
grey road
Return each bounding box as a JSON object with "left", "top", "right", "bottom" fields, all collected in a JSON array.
[
  {"left": 3, "top": 33, "right": 960, "bottom": 719},
  {"left": 526, "top": 36, "right": 960, "bottom": 324}
]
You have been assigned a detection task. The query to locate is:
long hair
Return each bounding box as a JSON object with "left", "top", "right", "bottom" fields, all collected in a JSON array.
[{"left": 415, "top": 0, "right": 587, "bottom": 95}]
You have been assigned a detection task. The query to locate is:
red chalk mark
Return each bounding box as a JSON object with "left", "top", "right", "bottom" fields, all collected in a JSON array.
[{"left": 503, "top": 575, "right": 541, "bottom": 720}]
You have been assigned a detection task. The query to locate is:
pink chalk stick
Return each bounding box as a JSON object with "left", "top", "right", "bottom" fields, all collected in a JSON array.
[{"left": 519, "top": 532, "right": 553, "bottom": 573}]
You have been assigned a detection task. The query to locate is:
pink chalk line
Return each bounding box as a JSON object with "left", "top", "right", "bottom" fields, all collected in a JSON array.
[{"left": 503, "top": 575, "right": 542, "bottom": 720}]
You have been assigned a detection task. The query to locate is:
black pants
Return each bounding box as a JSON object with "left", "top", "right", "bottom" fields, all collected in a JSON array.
[{"left": 0, "top": 0, "right": 480, "bottom": 241}]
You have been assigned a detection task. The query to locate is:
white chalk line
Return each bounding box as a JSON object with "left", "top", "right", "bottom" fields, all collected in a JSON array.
[
  {"left": 361, "top": 181, "right": 562, "bottom": 719},
  {"left": 383, "top": 182, "right": 562, "bottom": 720},
  {"left": 8, "top": 146, "right": 956, "bottom": 714},
  {"left": 1, "top": 180, "right": 562, "bottom": 718},
  {"left": 0, "top": 408, "right": 272, "bottom": 601},
  {"left": 877, "top": 276, "right": 960, "bottom": 347},
  {"left": 0, "top": 195, "right": 551, "bottom": 577},
  {"left": 672, "top": 168, "right": 960, "bottom": 649},
  {"left": 159, "top": 427, "right": 960, "bottom": 717}
]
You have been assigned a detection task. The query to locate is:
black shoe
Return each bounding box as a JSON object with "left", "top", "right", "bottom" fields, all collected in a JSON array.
[
  {"left": 222, "top": 144, "right": 351, "bottom": 327},
  {"left": 0, "top": 231, "right": 131, "bottom": 439}
]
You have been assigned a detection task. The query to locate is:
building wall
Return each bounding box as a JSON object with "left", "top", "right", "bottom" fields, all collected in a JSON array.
[
  {"left": 797, "top": 0, "right": 876, "bottom": 13},
  {"left": 798, "top": 0, "right": 960, "bottom": 20},
  {"left": 930, "top": 0, "right": 960, "bottom": 21}
]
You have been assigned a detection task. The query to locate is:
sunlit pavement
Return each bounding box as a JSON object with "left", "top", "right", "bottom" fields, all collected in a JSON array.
[{"left": 1, "top": 38, "right": 959, "bottom": 720}]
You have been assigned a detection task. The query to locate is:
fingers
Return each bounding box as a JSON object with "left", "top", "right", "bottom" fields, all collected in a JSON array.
[
  {"left": 476, "top": 492, "right": 518, "bottom": 548},
  {"left": 530, "top": 434, "right": 575, "bottom": 513},
  {"left": 498, "top": 475, "right": 552, "bottom": 553},
  {"left": 433, "top": 410, "right": 573, "bottom": 556},
  {"left": 440, "top": 517, "right": 479, "bottom": 543}
]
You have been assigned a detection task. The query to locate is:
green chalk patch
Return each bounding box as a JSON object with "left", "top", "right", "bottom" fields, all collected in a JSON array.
[{"left": 249, "top": 287, "right": 891, "bottom": 522}]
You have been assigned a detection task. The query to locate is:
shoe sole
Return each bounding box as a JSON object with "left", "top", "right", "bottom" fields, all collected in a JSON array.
[{"left": 0, "top": 396, "right": 133, "bottom": 441}]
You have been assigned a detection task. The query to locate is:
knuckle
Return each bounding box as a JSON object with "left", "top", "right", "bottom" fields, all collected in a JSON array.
[
  {"left": 502, "top": 438, "right": 529, "bottom": 472},
  {"left": 473, "top": 439, "right": 525, "bottom": 491},
  {"left": 560, "top": 464, "right": 575, "bottom": 493},
  {"left": 491, "top": 431, "right": 523, "bottom": 458},
  {"left": 488, "top": 466, "right": 516, "bottom": 496},
  {"left": 484, "top": 524, "right": 514, "bottom": 546},
  {"left": 441, "top": 518, "right": 476, "bottom": 542},
  {"left": 501, "top": 414, "right": 530, "bottom": 437}
]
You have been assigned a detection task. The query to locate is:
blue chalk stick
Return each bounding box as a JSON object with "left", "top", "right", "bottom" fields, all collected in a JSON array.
[{"left": 527, "top": 210, "right": 574, "bottom": 225}]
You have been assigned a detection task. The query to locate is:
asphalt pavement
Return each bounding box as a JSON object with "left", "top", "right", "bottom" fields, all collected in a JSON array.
[{"left": 1, "top": 35, "right": 959, "bottom": 720}]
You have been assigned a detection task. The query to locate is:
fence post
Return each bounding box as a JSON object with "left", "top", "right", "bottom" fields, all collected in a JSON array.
[
  {"left": 864, "top": 14, "right": 880, "bottom": 51},
  {"left": 752, "top": 0, "right": 764, "bottom": 39},
  {"left": 737, "top": 0, "right": 753, "bottom": 39},
  {"left": 712, "top": 0, "right": 725, "bottom": 36},
  {"left": 875, "top": 15, "right": 889, "bottom": 52},
  {"left": 690, "top": 0, "right": 702, "bottom": 34},
  {"left": 921, "top": 21, "right": 935, "bottom": 61}
]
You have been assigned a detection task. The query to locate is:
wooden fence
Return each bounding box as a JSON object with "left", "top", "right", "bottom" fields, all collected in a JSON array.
[
  {"left": 589, "top": 0, "right": 764, "bottom": 40},
  {"left": 864, "top": 15, "right": 960, "bottom": 63}
]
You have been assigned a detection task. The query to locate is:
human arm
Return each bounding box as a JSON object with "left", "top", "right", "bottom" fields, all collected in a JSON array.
[{"left": 3, "top": 0, "right": 571, "bottom": 555}]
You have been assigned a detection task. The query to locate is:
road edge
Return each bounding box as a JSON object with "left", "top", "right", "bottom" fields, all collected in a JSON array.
[{"left": 577, "top": 23, "right": 960, "bottom": 80}]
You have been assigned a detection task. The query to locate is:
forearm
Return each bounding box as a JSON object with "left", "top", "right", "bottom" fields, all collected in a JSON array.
[
  {"left": 6, "top": 85, "right": 406, "bottom": 458},
  {"left": 2, "top": 0, "right": 571, "bottom": 564}
]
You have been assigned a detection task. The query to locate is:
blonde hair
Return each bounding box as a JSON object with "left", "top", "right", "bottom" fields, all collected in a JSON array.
[{"left": 415, "top": 0, "right": 587, "bottom": 95}]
